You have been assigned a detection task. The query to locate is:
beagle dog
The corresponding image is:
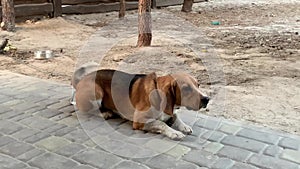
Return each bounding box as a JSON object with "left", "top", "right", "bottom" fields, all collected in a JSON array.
[{"left": 73, "top": 69, "right": 209, "bottom": 140}]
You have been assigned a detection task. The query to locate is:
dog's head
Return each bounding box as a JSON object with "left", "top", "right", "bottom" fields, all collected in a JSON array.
[
  {"left": 173, "top": 73, "right": 209, "bottom": 110},
  {"left": 157, "top": 73, "right": 209, "bottom": 114}
]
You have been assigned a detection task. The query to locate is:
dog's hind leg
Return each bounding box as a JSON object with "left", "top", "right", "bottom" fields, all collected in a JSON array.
[{"left": 76, "top": 83, "right": 104, "bottom": 114}]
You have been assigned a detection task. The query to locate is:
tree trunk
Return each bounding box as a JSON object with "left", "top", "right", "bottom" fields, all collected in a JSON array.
[
  {"left": 181, "top": 0, "right": 193, "bottom": 12},
  {"left": 1, "top": 0, "right": 15, "bottom": 31},
  {"left": 119, "top": 0, "right": 126, "bottom": 18},
  {"left": 137, "top": 0, "right": 152, "bottom": 47}
]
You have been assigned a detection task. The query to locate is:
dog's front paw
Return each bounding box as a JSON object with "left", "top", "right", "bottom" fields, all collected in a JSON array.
[
  {"left": 167, "top": 130, "right": 185, "bottom": 140},
  {"left": 98, "top": 111, "right": 113, "bottom": 120},
  {"left": 179, "top": 124, "right": 193, "bottom": 135}
]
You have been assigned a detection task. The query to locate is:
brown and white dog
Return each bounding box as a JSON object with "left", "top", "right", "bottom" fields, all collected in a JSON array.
[{"left": 72, "top": 69, "right": 209, "bottom": 140}]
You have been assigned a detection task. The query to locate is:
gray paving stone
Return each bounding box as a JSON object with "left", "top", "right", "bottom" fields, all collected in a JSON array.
[
  {"left": 264, "top": 145, "right": 283, "bottom": 157},
  {"left": 17, "top": 148, "right": 45, "bottom": 162},
  {"left": 0, "top": 110, "right": 23, "bottom": 119},
  {"left": 0, "top": 141, "right": 34, "bottom": 157},
  {"left": 12, "top": 128, "right": 39, "bottom": 140},
  {"left": 218, "top": 123, "right": 241, "bottom": 135},
  {"left": 47, "top": 101, "right": 70, "bottom": 110},
  {"left": 80, "top": 118, "right": 104, "bottom": 130},
  {"left": 13, "top": 102, "right": 39, "bottom": 111},
  {"left": 0, "top": 95, "right": 13, "bottom": 104},
  {"left": 113, "top": 142, "right": 154, "bottom": 158},
  {"left": 72, "top": 148, "right": 123, "bottom": 169},
  {"left": 249, "top": 154, "right": 299, "bottom": 169},
  {"left": 37, "top": 99, "right": 59, "bottom": 107},
  {"left": 59, "top": 105, "right": 76, "bottom": 113},
  {"left": 183, "top": 150, "right": 218, "bottom": 167},
  {"left": 96, "top": 138, "right": 124, "bottom": 153},
  {"left": 1, "top": 99, "right": 24, "bottom": 107},
  {"left": 24, "top": 166, "right": 40, "bottom": 169},
  {"left": 280, "top": 149, "right": 300, "bottom": 164},
  {"left": 195, "top": 118, "right": 223, "bottom": 130},
  {"left": 24, "top": 132, "right": 51, "bottom": 144},
  {"left": 58, "top": 116, "right": 80, "bottom": 127},
  {"left": 106, "top": 118, "right": 127, "bottom": 126},
  {"left": 63, "top": 129, "right": 91, "bottom": 143},
  {"left": 73, "top": 165, "right": 96, "bottom": 169},
  {"left": 113, "top": 160, "right": 150, "bottom": 169},
  {"left": 230, "top": 162, "right": 259, "bottom": 169},
  {"left": 279, "top": 137, "right": 300, "bottom": 150},
  {"left": 204, "top": 142, "right": 224, "bottom": 154},
  {"left": 237, "top": 128, "right": 281, "bottom": 145},
  {"left": 9, "top": 113, "right": 32, "bottom": 122},
  {"left": 92, "top": 123, "right": 118, "bottom": 135},
  {"left": 201, "top": 130, "right": 227, "bottom": 142},
  {"left": 115, "top": 124, "right": 135, "bottom": 136},
  {"left": 0, "top": 136, "right": 17, "bottom": 147},
  {"left": 55, "top": 142, "right": 86, "bottom": 157},
  {"left": 179, "top": 135, "right": 209, "bottom": 149},
  {"left": 53, "top": 126, "right": 75, "bottom": 136},
  {"left": 0, "top": 106, "right": 11, "bottom": 114},
  {"left": 217, "top": 146, "right": 252, "bottom": 162},
  {"left": 35, "top": 136, "right": 71, "bottom": 152},
  {"left": 0, "top": 120, "right": 24, "bottom": 135},
  {"left": 50, "top": 113, "right": 72, "bottom": 121},
  {"left": 191, "top": 126, "right": 208, "bottom": 137},
  {"left": 174, "top": 160, "right": 203, "bottom": 169},
  {"left": 0, "top": 153, "right": 28, "bottom": 169},
  {"left": 145, "top": 138, "right": 186, "bottom": 156},
  {"left": 19, "top": 116, "right": 56, "bottom": 130},
  {"left": 211, "top": 157, "right": 235, "bottom": 169},
  {"left": 25, "top": 96, "right": 47, "bottom": 103},
  {"left": 145, "top": 154, "right": 178, "bottom": 168},
  {"left": 34, "top": 108, "right": 63, "bottom": 118},
  {"left": 43, "top": 123, "right": 68, "bottom": 134},
  {"left": 29, "top": 152, "right": 78, "bottom": 169},
  {"left": 221, "top": 135, "right": 267, "bottom": 153},
  {"left": 25, "top": 106, "right": 46, "bottom": 114}
]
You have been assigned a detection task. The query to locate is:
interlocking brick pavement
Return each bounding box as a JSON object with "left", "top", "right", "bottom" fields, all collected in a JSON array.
[{"left": 0, "top": 71, "right": 300, "bottom": 169}]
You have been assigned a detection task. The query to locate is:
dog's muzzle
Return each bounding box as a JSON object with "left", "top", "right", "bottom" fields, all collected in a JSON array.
[{"left": 201, "top": 96, "right": 210, "bottom": 108}]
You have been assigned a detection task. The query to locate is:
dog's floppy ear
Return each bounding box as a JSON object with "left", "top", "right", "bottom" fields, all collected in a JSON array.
[
  {"left": 147, "top": 72, "right": 165, "bottom": 112},
  {"left": 161, "top": 76, "right": 177, "bottom": 116}
]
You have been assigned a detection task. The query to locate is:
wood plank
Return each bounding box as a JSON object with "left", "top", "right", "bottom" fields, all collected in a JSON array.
[
  {"left": 52, "top": 0, "right": 62, "bottom": 17},
  {"left": 15, "top": 3, "right": 53, "bottom": 17},
  {"left": 62, "top": 2, "right": 138, "bottom": 14},
  {"left": 62, "top": 0, "right": 138, "bottom": 5},
  {"left": 16, "top": 15, "right": 49, "bottom": 22},
  {"left": 62, "top": 0, "right": 118, "bottom": 5},
  {"left": 14, "top": 0, "right": 49, "bottom": 5},
  {"left": 155, "top": 0, "right": 207, "bottom": 7}
]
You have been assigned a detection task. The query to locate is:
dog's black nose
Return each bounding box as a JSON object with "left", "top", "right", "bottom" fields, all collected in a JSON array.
[{"left": 201, "top": 96, "right": 210, "bottom": 108}]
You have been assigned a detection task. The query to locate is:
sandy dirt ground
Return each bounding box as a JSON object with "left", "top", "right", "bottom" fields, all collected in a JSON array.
[{"left": 0, "top": 0, "right": 299, "bottom": 135}]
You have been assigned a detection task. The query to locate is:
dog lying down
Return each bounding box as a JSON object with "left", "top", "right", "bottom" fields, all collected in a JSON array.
[{"left": 71, "top": 68, "right": 209, "bottom": 140}]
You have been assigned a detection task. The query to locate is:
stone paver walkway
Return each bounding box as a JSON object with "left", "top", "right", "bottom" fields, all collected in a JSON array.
[{"left": 1, "top": 71, "right": 300, "bottom": 169}]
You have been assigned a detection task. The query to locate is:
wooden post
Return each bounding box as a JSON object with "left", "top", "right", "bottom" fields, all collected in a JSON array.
[
  {"left": 52, "top": 0, "right": 62, "bottom": 17},
  {"left": 119, "top": 0, "right": 126, "bottom": 18},
  {"left": 1, "top": 0, "right": 15, "bottom": 31},
  {"left": 137, "top": 0, "right": 152, "bottom": 47},
  {"left": 182, "top": 0, "right": 193, "bottom": 12},
  {"left": 151, "top": 0, "right": 157, "bottom": 9}
]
